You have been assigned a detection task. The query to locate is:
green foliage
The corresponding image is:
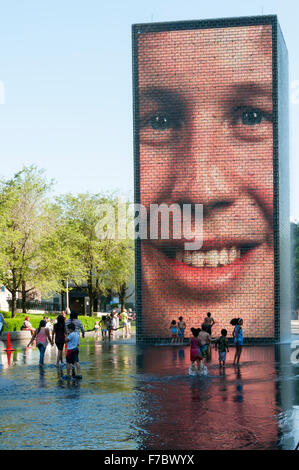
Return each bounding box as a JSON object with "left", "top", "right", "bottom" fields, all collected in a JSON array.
[
  {"left": 0, "top": 166, "right": 134, "bottom": 318},
  {"left": 2, "top": 313, "right": 99, "bottom": 332},
  {"left": 56, "top": 193, "right": 134, "bottom": 314},
  {"left": 0, "top": 166, "right": 55, "bottom": 316}
]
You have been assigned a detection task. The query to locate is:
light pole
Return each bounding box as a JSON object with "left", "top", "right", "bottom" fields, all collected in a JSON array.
[{"left": 66, "top": 278, "right": 70, "bottom": 314}]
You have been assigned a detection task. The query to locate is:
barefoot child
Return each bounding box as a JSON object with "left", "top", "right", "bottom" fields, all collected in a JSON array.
[
  {"left": 189, "top": 328, "right": 202, "bottom": 374},
  {"left": 170, "top": 320, "right": 178, "bottom": 343},
  {"left": 215, "top": 329, "right": 229, "bottom": 367},
  {"left": 198, "top": 324, "right": 211, "bottom": 375},
  {"left": 231, "top": 318, "right": 244, "bottom": 365},
  {"left": 94, "top": 320, "right": 100, "bottom": 340},
  {"left": 65, "top": 323, "right": 82, "bottom": 379},
  {"left": 177, "top": 317, "right": 186, "bottom": 344}
]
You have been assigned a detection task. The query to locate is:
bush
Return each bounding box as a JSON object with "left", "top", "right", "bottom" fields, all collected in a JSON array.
[
  {"left": 2, "top": 312, "right": 135, "bottom": 333},
  {"left": 2, "top": 313, "right": 99, "bottom": 332}
]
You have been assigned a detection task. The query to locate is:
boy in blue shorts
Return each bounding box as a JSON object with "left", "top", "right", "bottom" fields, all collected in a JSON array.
[
  {"left": 178, "top": 317, "right": 186, "bottom": 344},
  {"left": 215, "top": 329, "right": 229, "bottom": 367}
]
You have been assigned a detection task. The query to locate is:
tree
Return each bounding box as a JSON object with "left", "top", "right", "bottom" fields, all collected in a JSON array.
[
  {"left": 0, "top": 166, "right": 54, "bottom": 317},
  {"left": 56, "top": 193, "right": 134, "bottom": 315},
  {"left": 108, "top": 237, "right": 135, "bottom": 310}
]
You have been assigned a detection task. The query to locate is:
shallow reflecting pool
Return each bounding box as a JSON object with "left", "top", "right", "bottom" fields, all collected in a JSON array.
[{"left": 0, "top": 339, "right": 299, "bottom": 450}]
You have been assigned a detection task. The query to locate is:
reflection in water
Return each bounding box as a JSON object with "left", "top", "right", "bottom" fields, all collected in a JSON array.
[
  {"left": 134, "top": 346, "right": 283, "bottom": 450},
  {"left": 0, "top": 341, "right": 298, "bottom": 450}
]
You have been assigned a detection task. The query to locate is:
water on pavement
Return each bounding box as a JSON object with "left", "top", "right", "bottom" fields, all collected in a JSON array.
[{"left": 0, "top": 338, "right": 299, "bottom": 450}]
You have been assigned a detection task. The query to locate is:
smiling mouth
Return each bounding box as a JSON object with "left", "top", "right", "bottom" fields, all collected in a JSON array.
[{"left": 159, "top": 243, "right": 260, "bottom": 268}]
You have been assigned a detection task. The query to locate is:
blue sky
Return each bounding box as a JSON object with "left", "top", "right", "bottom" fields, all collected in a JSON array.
[{"left": 0, "top": 0, "right": 298, "bottom": 219}]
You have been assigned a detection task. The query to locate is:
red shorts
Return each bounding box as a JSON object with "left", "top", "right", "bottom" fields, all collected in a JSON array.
[
  {"left": 190, "top": 350, "right": 202, "bottom": 362},
  {"left": 66, "top": 348, "right": 79, "bottom": 364}
]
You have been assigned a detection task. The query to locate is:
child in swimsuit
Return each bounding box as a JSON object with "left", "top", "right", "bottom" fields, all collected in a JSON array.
[
  {"left": 170, "top": 320, "right": 178, "bottom": 343},
  {"left": 198, "top": 324, "right": 211, "bottom": 375},
  {"left": 189, "top": 328, "right": 202, "bottom": 374},
  {"left": 231, "top": 318, "right": 244, "bottom": 365},
  {"left": 177, "top": 316, "right": 186, "bottom": 344}
]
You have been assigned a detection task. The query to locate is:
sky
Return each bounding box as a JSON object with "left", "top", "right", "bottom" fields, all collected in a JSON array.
[{"left": 0, "top": 0, "right": 298, "bottom": 219}]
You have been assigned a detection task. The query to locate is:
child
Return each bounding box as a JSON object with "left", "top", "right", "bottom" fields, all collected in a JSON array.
[
  {"left": 65, "top": 323, "right": 81, "bottom": 379},
  {"left": 189, "top": 328, "right": 202, "bottom": 375},
  {"left": 198, "top": 324, "right": 211, "bottom": 375},
  {"left": 94, "top": 320, "right": 100, "bottom": 340},
  {"left": 177, "top": 316, "right": 186, "bottom": 344},
  {"left": 108, "top": 313, "right": 118, "bottom": 341},
  {"left": 231, "top": 318, "right": 244, "bottom": 365},
  {"left": 215, "top": 329, "right": 229, "bottom": 367},
  {"left": 170, "top": 320, "right": 178, "bottom": 343},
  {"left": 100, "top": 315, "right": 108, "bottom": 340}
]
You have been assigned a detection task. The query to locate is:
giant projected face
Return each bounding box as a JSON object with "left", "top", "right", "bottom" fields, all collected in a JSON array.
[{"left": 137, "top": 24, "right": 274, "bottom": 338}]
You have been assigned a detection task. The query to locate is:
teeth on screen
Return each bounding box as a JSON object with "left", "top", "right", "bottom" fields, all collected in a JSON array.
[
  {"left": 176, "top": 247, "right": 241, "bottom": 267},
  {"left": 228, "top": 247, "right": 239, "bottom": 263},
  {"left": 205, "top": 250, "right": 219, "bottom": 267},
  {"left": 183, "top": 252, "right": 192, "bottom": 264},
  {"left": 191, "top": 251, "right": 205, "bottom": 267},
  {"left": 219, "top": 248, "right": 229, "bottom": 265}
]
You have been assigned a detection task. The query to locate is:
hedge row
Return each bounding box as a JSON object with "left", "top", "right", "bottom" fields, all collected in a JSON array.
[
  {"left": 1, "top": 312, "right": 135, "bottom": 334},
  {"left": 2, "top": 313, "right": 100, "bottom": 333}
]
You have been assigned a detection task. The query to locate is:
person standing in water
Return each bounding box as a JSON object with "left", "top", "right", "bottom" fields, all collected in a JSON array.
[
  {"left": 215, "top": 329, "right": 229, "bottom": 367},
  {"left": 170, "top": 320, "right": 178, "bottom": 343},
  {"left": 189, "top": 328, "right": 202, "bottom": 374},
  {"left": 198, "top": 324, "right": 211, "bottom": 375},
  {"left": 52, "top": 314, "right": 66, "bottom": 367},
  {"left": 177, "top": 316, "right": 186, "bottom": 344},
  {"left": 231, "top": 318, "right": 244, "bottom": 365},
  {"left": 27, "top": 320, "right": 53, "bottom": 367},
  {"left": 65, "top": 323, "right": 81, "bottom": 380}
]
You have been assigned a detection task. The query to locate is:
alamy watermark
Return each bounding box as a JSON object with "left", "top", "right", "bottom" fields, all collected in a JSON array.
[
  {"left": 291, "top": 340, "right": 299, "bottom": 365},
  {"left": 95, "top": 200, "right": 203, "bottom": 251}
]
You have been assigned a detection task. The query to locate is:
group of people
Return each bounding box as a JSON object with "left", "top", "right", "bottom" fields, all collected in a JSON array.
[
  {"left": 170, "top": 312, "right": 215, "bottom": 344},
  {"left": 189, "top": 314, "right": 244, "bottom": 375},
  {"left": 3, "top": 307, "right": 244, "bottom": 378},
  {"left": 94, "top": 309, "right": 135, "bottom": 341},
  {"left": 21, "top": 315, "right": 55, "bottom": 336},
  {"left": 27, "top": 312, "right": 85, "bottom": 380},
  {"left": 21, "top": 308, "right": 135, "bottom": 377}
]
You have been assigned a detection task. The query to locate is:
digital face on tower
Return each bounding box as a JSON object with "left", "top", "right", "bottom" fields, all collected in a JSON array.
[{"left": 136, "top": 24, "right": 274, "bottom": 338}]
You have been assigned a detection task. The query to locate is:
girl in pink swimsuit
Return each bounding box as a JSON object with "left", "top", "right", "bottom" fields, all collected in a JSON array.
[{"left": 190, "top": 328, "right": 202, "bottom": 372}]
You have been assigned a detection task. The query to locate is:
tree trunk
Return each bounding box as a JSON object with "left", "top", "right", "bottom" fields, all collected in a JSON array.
[
  {"left": 87, "top": 271, "right": 94, "bottom": 316},
  {"left": 22, "top": 280, "right": 27, "bottom": 313},
  {"left": 11, "top": 290, "right": 17, "bottom": 318},
  {"left": 61, "top": 281, "right": 65, "bottom": 311},
  {"left": 119, "top": 283, "right": 127, "bottom": 311}
]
